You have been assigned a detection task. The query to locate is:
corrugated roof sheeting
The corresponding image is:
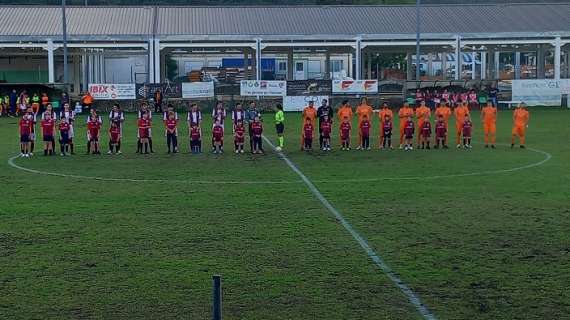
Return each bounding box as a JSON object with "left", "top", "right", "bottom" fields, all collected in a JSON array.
[
  {"left": 156, "top": 5, "right": 570, "bottom": 36},
  {"left": 0, "top": 4, "right": 568, "bottom": 39}
]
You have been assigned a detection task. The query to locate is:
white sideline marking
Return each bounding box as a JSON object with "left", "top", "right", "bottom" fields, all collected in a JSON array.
[
  {"left": 262, "top": 136, "right": 437, "bottom": 320},
  {"left": 7, "top": 145, "right": 552, "bottom": 186}
]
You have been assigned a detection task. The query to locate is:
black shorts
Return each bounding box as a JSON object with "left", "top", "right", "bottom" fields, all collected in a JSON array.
[
  {"left": 276, "top": 123, "right": 284, "bottom": 134},
  {"left": 383, "top": 131, "right": 392, "bottom": 138},
  {"left": 90, "top": 137, "right": 99, "bottom": 142},
  {"left": 43, "top": 135, "right": 53, "bottom": 142},
  {"left": 20, "top": 134, "right": 29, "bottom": 143},
  {"left": 60, "top": 133, "right": 70, "bottom": 144}
]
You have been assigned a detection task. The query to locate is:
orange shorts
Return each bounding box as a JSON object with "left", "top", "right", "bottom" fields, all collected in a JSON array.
[
  {"left": 512, "top": 125, "right": 525, "bottom": 136},
  {"left": 484, "top": 122, "right": 496, "bottom": 134}
]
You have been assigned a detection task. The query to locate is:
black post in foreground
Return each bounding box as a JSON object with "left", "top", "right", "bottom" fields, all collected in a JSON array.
[{"left": 212, "top": 275, "right": 222, "bottom": 320}]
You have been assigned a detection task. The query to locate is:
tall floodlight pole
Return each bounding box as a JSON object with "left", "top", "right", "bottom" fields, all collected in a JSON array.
[
  {"left": 415, "top": 0, "right": 421, "bottom": 80},
  {"left": 62, "top": 0, "right": 69, "bottom": 86}
]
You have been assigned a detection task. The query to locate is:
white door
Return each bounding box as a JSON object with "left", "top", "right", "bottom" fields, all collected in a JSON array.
[{"left": 294, "top": 61, "right": 308, "bottom": 80}]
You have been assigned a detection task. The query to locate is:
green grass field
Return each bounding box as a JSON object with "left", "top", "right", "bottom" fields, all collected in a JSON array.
[{"left": 1, "top": 108, "right": 569, "bottom": 319}]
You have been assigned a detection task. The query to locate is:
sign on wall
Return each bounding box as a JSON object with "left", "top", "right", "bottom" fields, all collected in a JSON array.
[
  {"left": 182, "top": 82, "right": 215, "bottom": 99},
  {"left": 512, "top": 80, "right": 561, "bottom": 106},
  {"left": 332, "top": 80, "right": 378, "bottom": 94},
  {"left": 283, "top": 96, "right": 329, "bottom": 112},
  {"left": 88, "top": 84, "right": 136, "bottom": 100},
  {"left": 287, "top": 80, "right": 332, "bottom": 96},
  {"left": 135, "top": 83, "right": 182, "bottom": 99},
  {"left": 240, "top": 80, "right": 286, "bottom": 96}
]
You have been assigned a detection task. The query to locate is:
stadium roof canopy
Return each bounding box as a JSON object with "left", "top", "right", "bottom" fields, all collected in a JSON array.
[{"left": 0, "top": 3, "right": 569, "bottom": 42}]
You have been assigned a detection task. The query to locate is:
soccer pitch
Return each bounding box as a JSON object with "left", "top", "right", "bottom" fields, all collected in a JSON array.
[{"left": 1, "top": 108, "right": 569, "bottom": 319}]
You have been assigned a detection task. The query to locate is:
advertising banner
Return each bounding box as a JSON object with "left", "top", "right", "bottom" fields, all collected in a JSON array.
[
  {"left": 512, "top": 80, "right": 561, "bottom": 106},
  {"left": 283, "top": 96, "right": 329, "bottom": 112},
  {"left": 136, "top": 82, "right": 182, "bottom": 99},
  {"left": 182, "top": 82, "right": 215, "bottom": 99},
  {"left": 88, "top": 84, "right": 136, "bottom": 100},
  {"left": 286, "top": 80, "right": 332, "bottom": 96},
  {"left": 240, "top": 80, "right": 286, "bottom": 96},
  {"left": 332, "top": 80, "right": 378, "bottom": 94}
]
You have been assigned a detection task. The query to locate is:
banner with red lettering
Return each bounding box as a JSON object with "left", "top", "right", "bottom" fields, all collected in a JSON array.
[
  {"left": 332, "top": 80, "right": 378, "bottom": 94},
  {"left": 88, "top": 84, "right": 136, "bottom": 100}
]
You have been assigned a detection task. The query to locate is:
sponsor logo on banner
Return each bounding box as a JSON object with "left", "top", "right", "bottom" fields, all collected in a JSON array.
[
  {"left": 332, "top": 80, "right": 378, "bottom": 94},
  {"left": 135, "top": 82, "right": 182, "bottom": 99},
  {"left": 182, "top": 82, "right": 215, "bottom": 99},
  {"left": 283, "top": 96, "right": 329, "bottom": 112},
  {"left": 512, "top": 80, "right": 561, "bottom": 106},
  {"left": 286, "top": 80, "right": 332, "bottom": 96},
  {"left": 240, "top": 80, "right": 286, "bottom": 96},
  {"left": 88, "top": 84, "right": 136, "bottom": 100}
]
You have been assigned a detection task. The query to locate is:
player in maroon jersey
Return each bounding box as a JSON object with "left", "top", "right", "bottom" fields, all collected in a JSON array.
[
  {"left": 40, "top": 113, "right": 56, "bottom": 156},
  {"left": 189, "top": 124, "right": 202, "bottom": 154},
  {"left": 18, "top": 114, "right": 32, "bottom": 157},
  {"left": 212, "top": 119, "right": 224, "bottom": 154},
  {"left": 420, "top": 115, "right": 432, "bottom": 150},
  {"left": 320, "top": 114, "right": 332, "bottom": 151},
  {"left": 462, "top": 114, "right": 473, "bottom": 149},
  {"left": 234, "top": 119, "right": 246, "bottom": 154},
  {"left": 340, "top": 117, "right": 351, "bottom": 151},
  {"left": 138, "top": 112, "right": 151, "bottom": 154},
  {"left": 302, "top": 117, "right": 314, "bottom": 151},
  {"left": 164, "top": 111, "right": 178, "bottom": 154},
  {"left": 87, "top": 113, "right": 102, "bottom": 154},
  {"left": 381, "top": 115, "right": 393, "bottom": 150},
  {"left": 250, "top": 116, "right": 263, "bottom": 154},
  {"left": 359, "top": 115, "right": 371, "bottom": 150},
  {"left": 108, "top": 121, "right": 121, "bottom": 155},
  {"left": 58, "top": 118, "right": 71, "bottom": 156},
  {"left": 403, "top": 116, "right": 414, "bottom": 151},
  {"left": 434, "top": 114, "right": 448, "bottom": 149}
]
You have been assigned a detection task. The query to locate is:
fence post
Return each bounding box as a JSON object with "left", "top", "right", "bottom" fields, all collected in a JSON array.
[{"left": 212, "top": 275, "right": 222, "bottom": 320}]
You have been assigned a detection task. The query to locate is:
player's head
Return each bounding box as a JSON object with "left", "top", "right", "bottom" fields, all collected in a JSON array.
[
  {"left": 520, "top": 102, "right": 527, "bottom": 109},
  {"left": 276, "top": 103, "right": 283, "bottom": 111},
  {"left": 46, "top": 103, "right": 53, "bottom": 111},
  {"left": 363, "top": 115, "right": 368, "bottom": 120},
  {"left": 382, "top": 102, "right": 389, "bottom": 108},
  {"left": 191, "top": 103, "right": 198, "bottom": 110},
  {"left": 342, "top": 100, "right": 349, "bottom": 106},
  {"left": 142, "top": 112, "right": 149, "bottom": 119},
  {"left": 487, "top": 101, "right": 493, "bottom": 107},
  {"left": 438, "top": 114, "right": 443, "bottom": 120},
  {"left": 424, "top": 114, "right": 429, "bottom": 120},
  {"left": 420, "top": 100, "right": 426, "bottom": 107},
  {"left": 343, "top": 116, "right": 349, "bottom": 123},
  {"left": 464, "top": 114, "right": 470, "bottom": 120},
  {"left": 168, "top": 112, "right": 175, "bottom": 120},
  {"left": 111, "top": 121, "right": 117, "bottom": 128},
  {"left": 63, "top": 102, "right": 70, "bottom": 110},
  {"left": 305, "top": 117, "right": 311, "bottom": 123},
  {"left": 321, "top": 99, "right": 327, "bottom": 106},
  {"left": 384, "top": 115, "right": 390, "bottom": 121},
  {"left": 361, "top": 97, "right": 368, "bottom": 104},
  {"left": 250, "top": 101, "right": 256, "bottom": 108},
  {"left": 407, "top": 115, "right": 412, "bottom": 121},
  {"left": 237, "top": 119, "right": 243, "bottom": 126},
  {"left": 308, "top": 101, "right": 314, "bottom": 107},
  {"left": 236, "top": 103, "right": 242, "bottom": 109},
  {"left": 216, "top": 102, "right": 223, "bottom": 109}
]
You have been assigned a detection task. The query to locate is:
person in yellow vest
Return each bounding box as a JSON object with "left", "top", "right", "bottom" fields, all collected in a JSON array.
[
  {"left": 355, "top": 97, "right": 373, "bottom": 149},
  {"left": 378, "top": 102, "right": 393, "bottom": 149},
  {"left": 511, "top": 103, "right": 530, "bottom": 148},
  {"left": 414, "top": 100, "right": 431, "bottom": 147}
]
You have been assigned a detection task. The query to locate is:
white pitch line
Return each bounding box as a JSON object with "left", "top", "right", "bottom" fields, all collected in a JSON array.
[{"left": 262, "top": 136, "right": 437, "bottom": 320}]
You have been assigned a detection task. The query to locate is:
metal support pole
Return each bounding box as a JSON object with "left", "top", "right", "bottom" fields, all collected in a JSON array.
[
  {"left": 287, "top": 48, "right": 294, "bottom": 80},
  {"left": 62, "top": 0, "right": 69, "bottom": 86},
  {"left": 325, "top": 51, "right": 331, "bottom": 80},
  {"left": 154, "top": 39, "right": 161, "bottom": 83},
  {"left": 255, "top": 39, "right": 262, "bottom": 81},
  {"left": 554, "top": 36, "right": 561, "bottom": 80},
  {"left": 415, "top": 0, "right": 421, "bottom": 81},
  {"left": 471, "top": 52, "right": 476, "bottom": 80},
  {"left": 514, "top": 51, "right": 521, "bottom": 79},
  {"left": 355, "top": 38, "right": 362, "bottom": 80},
  {"left": 441, "top": 51, "right": 447, "bottom": 80},
  {"left": 212, "top": 275, "right": 222, "bottom": 320},
  {"left": 455, "top": 36, "right": 461, "bottom": 80},
  {"left": 480, "top": 51, "right": 487, "bottom": 80},
  {"left": 148, "top": 39, "right": 154, "bottom": 83},
  {"left": 47, "top": 39, "right": 55, "bottom": 83}
]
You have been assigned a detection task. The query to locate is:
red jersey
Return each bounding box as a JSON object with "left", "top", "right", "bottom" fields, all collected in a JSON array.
[
  {"left": 212, "top": 125, "right": 224, "bottom": 141},
  {"left": 340, "top": 122, "right": 351, "bottom": 140},
  {"left": 383, "top": 121, "right": 393, "bottom": 134},
  {"left": 251, "top": 122, "right": 263, "bottom": 137},
  {"left": 360, "top": 120, "right": 371, "bottom": 137},
  {"left": 190, "top": 127, "right": 201, "bottom": 141},
  {"left": 41, "top": 119, "right": 55, "bottom": 136},
  {"left": 234, "top": 125, "right": 245, "bottom": 143},
  {"left": 303, "top": 123, "right": 314, "bottom": 140},
  {"left": 59, "top": 121, "right": 70, "bottom": 133},
  {"left": 462, "top": 120, "right": 472, "bottom": 137},
  {"left": 138, "top": 118, "right": 150, "bottom": 138},
  {"left": 19, "top": 119, "right": 32, "bottom": 135},
  {"left": 421, "top": 121, "right": 432, "bottom": 137},
  {"left": 320, "top": 120, "right": 332, "bottom": 138},
  {"left": 88, "top": 120, "right": 101, "bottom": 137},
  {"left": 165, "top": 119, "right": 177, "bottom": 131},
  {"left": 404, "top": 120, "right": 414, "bottom": 137},
  {"left": 109, "top": 126, "right": 120, "bottom": 143},
  {"left": 435, "top": 120, "right": 447, "bottom": 138}
]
